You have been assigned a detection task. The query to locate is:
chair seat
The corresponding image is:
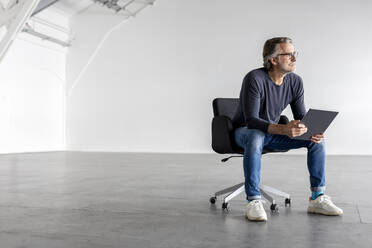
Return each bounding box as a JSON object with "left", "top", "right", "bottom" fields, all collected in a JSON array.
[
  {"left": 263, "top": 147, "right": 290, "bottom": 154},
  {"left": 233, "top": 147, "right": 289, "bottom": 155}
]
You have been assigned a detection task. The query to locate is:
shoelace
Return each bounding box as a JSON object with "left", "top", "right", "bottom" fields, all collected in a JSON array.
[
  {"left": 317, "top": 195, "right": 336, "bottom": 207},
  {"left": 250, "top": 199, "right": 267, "bottom": 210}
]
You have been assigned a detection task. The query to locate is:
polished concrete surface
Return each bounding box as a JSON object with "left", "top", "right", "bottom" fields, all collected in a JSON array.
[{"left": 0, "top": 152, "right": 371, "bottom": 248}]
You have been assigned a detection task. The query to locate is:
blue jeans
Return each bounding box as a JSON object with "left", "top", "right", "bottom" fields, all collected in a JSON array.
[{"left": 234, "top": 127, "right": 326, "bottom": 201}]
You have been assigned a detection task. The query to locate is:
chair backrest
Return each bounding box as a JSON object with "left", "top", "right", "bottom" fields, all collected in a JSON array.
[
  {"left": 212, "top": 98, "right": 239, "bottom": 119},
  {"left": 211, "top": 98, "right": 242, "bottom": 154}
]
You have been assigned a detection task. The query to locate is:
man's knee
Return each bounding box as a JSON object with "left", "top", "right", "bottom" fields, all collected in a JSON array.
[
  {"left": 308, "top": 139, "right": 326, "bottom": 150},
  {"left": 242, "top": 129, "right": 265, "bottom": 150}
]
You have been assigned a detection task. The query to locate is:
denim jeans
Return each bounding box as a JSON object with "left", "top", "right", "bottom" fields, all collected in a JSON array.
[{"left": 234, "top": 127, "right": 326, "bottom": 201}]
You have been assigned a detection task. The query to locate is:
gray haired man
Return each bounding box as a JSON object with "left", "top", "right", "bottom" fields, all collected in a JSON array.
[{"left": 232, "top": 37, "right": 343, "bottom": 221}]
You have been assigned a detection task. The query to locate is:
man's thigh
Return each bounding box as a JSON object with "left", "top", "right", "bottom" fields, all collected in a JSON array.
[
  {"left": 234, "top": 127, "right": 266, "bottom": 148},
  {"left": 264, "top": 133, "right": 313, "bottom": 151}
]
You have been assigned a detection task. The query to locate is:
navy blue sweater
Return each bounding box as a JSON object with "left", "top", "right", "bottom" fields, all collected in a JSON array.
[{"left": 232, "top": 68, "right": 307, "bottom": 133}]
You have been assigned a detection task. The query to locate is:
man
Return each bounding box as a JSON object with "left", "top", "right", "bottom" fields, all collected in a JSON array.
[{"left": 232, "top": 37, "right": 343, "bottom": 222}]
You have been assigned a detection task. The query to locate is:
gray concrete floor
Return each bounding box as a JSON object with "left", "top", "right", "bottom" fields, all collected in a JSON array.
[{"left": 0, "top": 152, "right": 371, "bottom": 248}]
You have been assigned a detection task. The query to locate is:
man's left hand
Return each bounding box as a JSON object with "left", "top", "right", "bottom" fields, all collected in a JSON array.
[{"left": 311, "top": 133, "right": 324, "bottom": 144}]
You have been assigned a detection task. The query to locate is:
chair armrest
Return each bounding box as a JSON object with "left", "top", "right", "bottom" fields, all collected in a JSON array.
[{"left": 211, "top": 116, "right": 237, "bottom": 154}]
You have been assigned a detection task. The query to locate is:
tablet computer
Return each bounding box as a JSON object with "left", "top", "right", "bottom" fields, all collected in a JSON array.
[{"left": 293, "top": 108, "right": 339, "bottom": 140}]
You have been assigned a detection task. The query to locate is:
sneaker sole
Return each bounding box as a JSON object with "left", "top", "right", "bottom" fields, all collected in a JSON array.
[
  {"left": 246, "top": 215, "right": 267, "bottom": 221},
  {"left": 307, "top": 206, "right": 343, "bottom": 216}
]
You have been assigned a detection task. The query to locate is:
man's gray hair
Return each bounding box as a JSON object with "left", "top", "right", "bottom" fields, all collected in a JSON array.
[{"left": 263, "top": 37, "right": 293, "bottom": 70}]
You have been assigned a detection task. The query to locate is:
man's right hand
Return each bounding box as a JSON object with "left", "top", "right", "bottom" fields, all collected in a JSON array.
[{"left": 284, "top": 120, "right": 308, "bottom": 138}]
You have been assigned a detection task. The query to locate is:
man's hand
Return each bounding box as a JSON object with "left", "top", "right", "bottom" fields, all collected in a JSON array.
[
  {"left": 311, "top": 133, "right": 324, "bottom": 144},
  {"left": 284, "top": 120, "right": 308, "bottom": 138}
]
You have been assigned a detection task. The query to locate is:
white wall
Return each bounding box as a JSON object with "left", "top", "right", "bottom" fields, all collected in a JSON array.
[
  {"left": 66, "top": 0, "right": 372, "bottom": 155},
  {"left": 0, "top": 31, "right": 65, "bottom": 153}
]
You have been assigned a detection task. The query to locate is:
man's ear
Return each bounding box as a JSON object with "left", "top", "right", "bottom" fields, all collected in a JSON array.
[{"left": 269, "top": 56, "right": 278, "bottom": 66}]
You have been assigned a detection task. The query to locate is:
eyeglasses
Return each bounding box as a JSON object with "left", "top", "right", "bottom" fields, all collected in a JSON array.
[{"left": 277, "top": 51, "right": 298, "bottom": 59}]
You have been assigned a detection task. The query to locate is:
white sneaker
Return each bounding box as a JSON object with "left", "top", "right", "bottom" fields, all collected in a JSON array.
[
  {"left": 246, "top": 200, "right": 267, "bottom": 221},
  {"left": 307, "top": 195, "right": 343, "bottom": 216}
]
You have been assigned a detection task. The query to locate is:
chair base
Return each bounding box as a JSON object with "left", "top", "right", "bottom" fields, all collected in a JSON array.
[{"left": 210, "top": 182, "right": 291, "bottom": 212}]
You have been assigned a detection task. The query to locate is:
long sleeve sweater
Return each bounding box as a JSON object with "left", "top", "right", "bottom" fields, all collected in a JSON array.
[{"left": 232, "top": 68, "right": 307, "bottom": 133}]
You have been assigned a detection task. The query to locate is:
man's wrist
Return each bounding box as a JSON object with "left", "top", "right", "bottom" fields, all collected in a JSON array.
[{"left": 268, "top": 123, "right": 286, "bottom": 136}]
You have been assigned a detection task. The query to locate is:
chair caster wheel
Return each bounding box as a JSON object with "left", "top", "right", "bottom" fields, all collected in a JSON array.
[
  {"left": 270, "top": 203, "right": 279, "bottom": 212},
  {"left": 222, "top": 202, "right": 230, "bottom": 211},
  {"left": 210, "top": 196, "right": 217, "bottom": 204},
  {"left": 285, "top": 198, "right": 291, "bottom": 206}
]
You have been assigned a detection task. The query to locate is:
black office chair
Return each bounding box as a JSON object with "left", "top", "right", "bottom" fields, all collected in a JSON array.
[{"left": 210, "top": 98, "right": 292, "bottom": 212}]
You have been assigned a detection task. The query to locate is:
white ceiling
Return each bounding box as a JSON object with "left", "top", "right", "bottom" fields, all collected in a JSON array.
[{"left": 48, "top": 0, "right": 93, "bottom": 18}]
